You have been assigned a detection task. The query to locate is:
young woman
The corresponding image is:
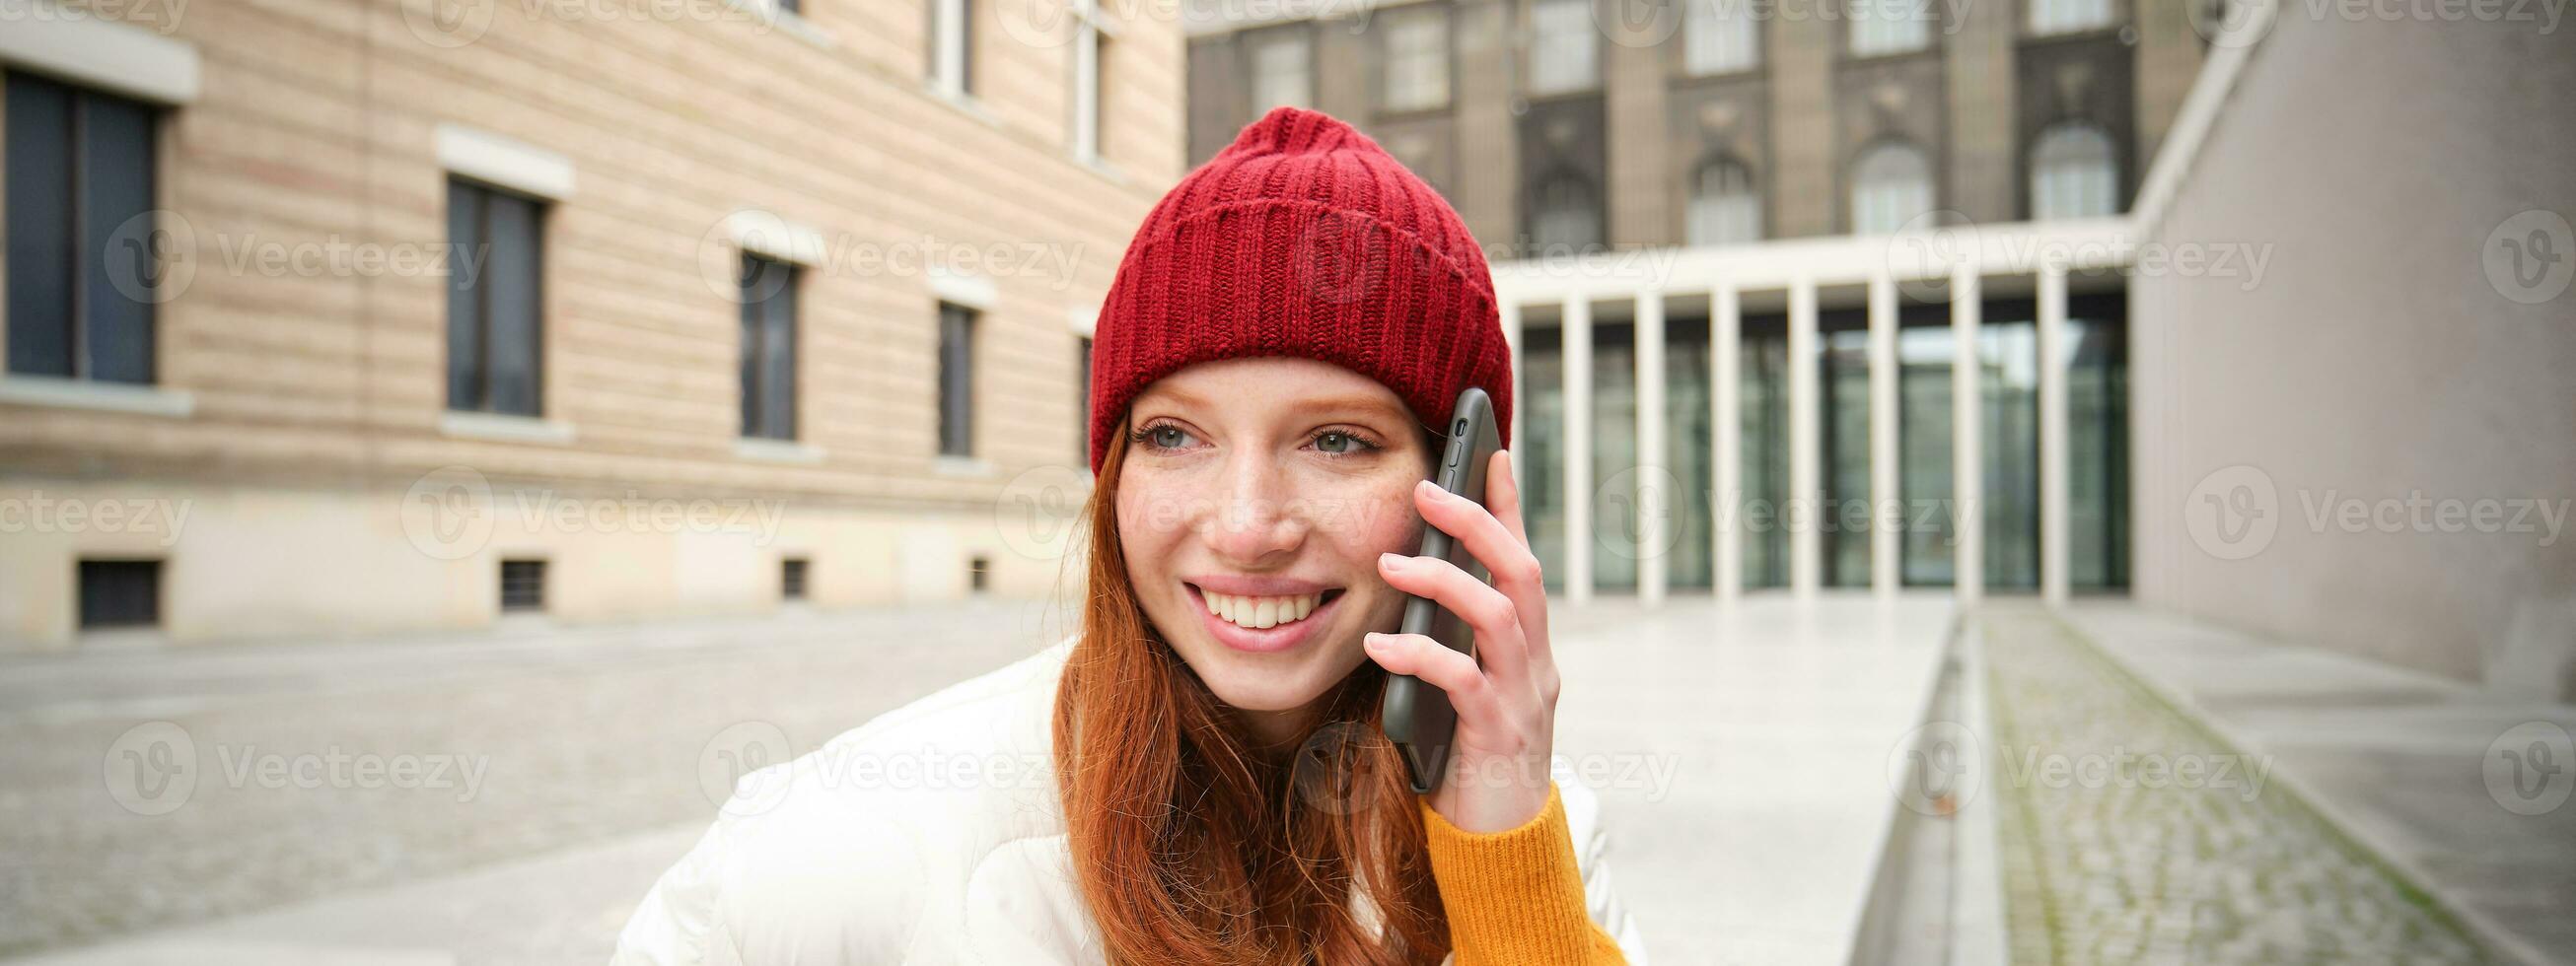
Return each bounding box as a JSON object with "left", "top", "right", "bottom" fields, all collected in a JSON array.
[{"left": 615, "top": 107, "right": 1644, "bottom": 965}]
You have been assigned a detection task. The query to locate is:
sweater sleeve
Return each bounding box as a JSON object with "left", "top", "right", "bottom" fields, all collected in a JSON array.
[{"left": 1418, "top": 783, "right": 1631, "bottom": 966}]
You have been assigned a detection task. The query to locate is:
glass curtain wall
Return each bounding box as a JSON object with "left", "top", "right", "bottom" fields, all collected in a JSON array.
[
  {"left": 1591, "top": 321, "right": 1639, "bottom": 592},
  {"left": 1666, "top": 315, "right": 1715, "bottom": 588},
  {"left": 1739, "top": 314, "right": 1791, "bottom": 588},
  {"left": 1819, "top": 317, "right": 1873, "bottom": 586},
  {"left": 1523, "top": 326, "right": 1566, "bottom": 592}
]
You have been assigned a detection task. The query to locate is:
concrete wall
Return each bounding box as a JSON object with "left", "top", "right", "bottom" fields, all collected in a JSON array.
[{"left": 2128, "top": 12, "right": 2576, "bottom": 691}]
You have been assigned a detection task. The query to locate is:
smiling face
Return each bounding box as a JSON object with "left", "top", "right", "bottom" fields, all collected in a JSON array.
[{"left": 1113, "top": 357, "right": 1434, "bottom": 739}]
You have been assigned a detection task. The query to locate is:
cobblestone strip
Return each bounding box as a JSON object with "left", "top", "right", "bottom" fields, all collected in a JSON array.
[{"left": 1981, "top": 609, "right": 2497, "bottom": 966}]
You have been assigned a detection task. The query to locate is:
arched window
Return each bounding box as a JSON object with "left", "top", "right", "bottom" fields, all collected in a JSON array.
[
  {"left": 1686, "top": 157, "right": 1762, "bottom": 246},
  {"left": 1849, "top": 142, "right": 1933, "bottom": 235},
  {"left": 1686, "top": 0, "right": 1759, "bottom": 75},
  {"left": 1530, "top": 172, "right": 1602, "bottom": 254},
  {"left": 2028, "top": 0, "right": 2115, "bottom": 34},
  {"left": 2030, "top": 123, "right": 2118, "bottom": 220},
  {"left": 1848, "top": 0, "right": 1930, "bottom": 56}
]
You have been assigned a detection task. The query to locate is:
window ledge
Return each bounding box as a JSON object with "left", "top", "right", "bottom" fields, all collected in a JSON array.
[
  {"left": 441, "top": 411, "right": 576, "bottom": 445},
  {"left": 737, "top": 438, "right": 825, "bottom": 463},
  {"left": 1075, "top": 153, "right": 1128, "bottom": 186},
  {"left": 0, "top": 376, "right": 194, "bottom": 418},
  {"left": 933, "top": 454, "right": 997, "bottom": 478},
  {"left": 925, "top": 84, "right": 1001, "bottom": 129}
]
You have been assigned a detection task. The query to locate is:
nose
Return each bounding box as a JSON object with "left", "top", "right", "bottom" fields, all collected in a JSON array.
[{"left": 1196, "top": 447, "right": 1308, "bottom": 566}]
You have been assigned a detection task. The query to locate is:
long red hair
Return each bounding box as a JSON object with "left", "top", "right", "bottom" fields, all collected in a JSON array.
[{"left": 1051, "top": 419, "right": 1450, "bottom": 965}]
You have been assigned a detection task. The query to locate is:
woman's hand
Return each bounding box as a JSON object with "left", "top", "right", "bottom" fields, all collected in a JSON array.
[{"left": 1364, "top": 448, "right": 1560, "bottom": 833}]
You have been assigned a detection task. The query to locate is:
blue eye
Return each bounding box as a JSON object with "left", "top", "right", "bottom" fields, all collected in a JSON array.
[
  {"left": 1133, "top": 423, "right": 1195, "bottom": 450},
  {"left": 1310, "top": 430, "right": 1380, "bottom": 456}
]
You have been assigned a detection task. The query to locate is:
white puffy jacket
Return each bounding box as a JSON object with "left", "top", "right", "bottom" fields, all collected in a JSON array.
[{"left": 613, "top": 639, "right": 1647, "bottom": 965}]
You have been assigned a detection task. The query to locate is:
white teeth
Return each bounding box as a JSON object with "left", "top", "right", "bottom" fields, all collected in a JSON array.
[{"left": 1198, "top": 589, "right": 1324, "bottom": 630}]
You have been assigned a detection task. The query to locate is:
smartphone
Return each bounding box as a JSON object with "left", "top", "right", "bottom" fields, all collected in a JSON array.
[{"left": 1380, "top": 385, "right": 1504, "bottom": 794}]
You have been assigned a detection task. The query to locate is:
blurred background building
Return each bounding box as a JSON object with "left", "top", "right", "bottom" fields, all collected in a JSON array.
[
  {"left": 0, "top": 0, "right": 2570, "bottom": 962},
  {"left": 1184, "top": 0, "right": 2573, "bottom": 694},
  {"left": 0, "top": 0, "right": 1181, "bottom": 649}
]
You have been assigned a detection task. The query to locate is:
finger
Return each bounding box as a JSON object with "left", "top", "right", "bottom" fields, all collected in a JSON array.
[
  {"left": 1485, "top": 449, "right": 1532, "bottom": 550},
  {"left": 1413, "top": 474, "right": 1549, "bottom": 671},
  {"left": 1379, "top": 551, "right": 1528, "bottom": 684},
  {"left": 1363, "top": 632, "right": 1493, "bottom": 716},
  {"left": 1475, "top": 449, "right": 1549, "bottom": 658}
]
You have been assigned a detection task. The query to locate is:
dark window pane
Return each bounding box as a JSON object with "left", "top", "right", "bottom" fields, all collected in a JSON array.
[
  {"left": 1077, "top": 336, "right": 1093, "bottom": 456},
  {"left": 762, "top": 274, "right": 796, "bottom": 439},
  {"left": 79, "top": 559, "right": 162, "bottom": 629},
  {"left": 739, "top": 256, "right": 762, "bottom": 436},
  {"left": 446, "top": 182, "right": 486, "bottom": 409},
  {"left": 6, "top": 75, "right": 75, "bottom": 378},
  {"left": 781, "top": 558, "right": 809, "bottom": 599},
  {"left": 84, "top": 94, "right": 159, "bottom": 384},
  {"left": 739, "top": 255, "right": 797, "bottom": 439},
  {"left": 500, "top": 559, "right": 545, "bottom": 611},
  {"left": 483, "top": 190, "right": 542, "bottom": 416},
  {"left": 938, "top": 304, "right": 975, "bottom": 456}
]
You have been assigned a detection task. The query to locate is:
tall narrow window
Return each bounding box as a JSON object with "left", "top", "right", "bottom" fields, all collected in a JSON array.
[
  {"left": 6, "top": 74, "right": 161, "bottom": 384},
  {"left": 1686, "top": 157, "right": 1763, "bottom": 246},
  {"left": 1077, "top": 335, "right": 1094, "bottom": 458},
  {"left": 1252, "top": 30, "right": 1312, "bottom": 109},
  {"left": 740, "top": 254, "right": 799, "bottom": 440},
  {"left": 2028, "top": 0, "right": 2114, "bottom": 34},
  {"left": 1528, "top": 0, "right": 1600, "bottom": 95},
  {"left": 1685, "top": 0, "right": 1759, "bottom": 75},
  {"left": 2030, "top": 122, "right": 2119, "bottom": 221},
  {"left": 1849, "top": 141, "right": 1933, "bottom": 235},
  {"left": 1381, "top": 5, "right": 1450, "bottom": 111},
  {"left": 938, "top": 303, "right": 977, "bottom": 457},
  {"left": 1072, "top": 1, "right": 1109, "bottom": 161},
  {"left": 1529, "top": 171, "right": 1603, "bottom": 253},
  {"left": 1847, "top": 0, "right": 1931, "bottom": 55},
  {"left": 447, "top": 179, "right": 545, "bottom": 416},
  {"left": 930, "top": 0, "right": 972, "bottom": 96}
]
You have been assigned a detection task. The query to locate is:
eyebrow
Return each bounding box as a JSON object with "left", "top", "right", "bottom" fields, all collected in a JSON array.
[{"left": 1132, "top": 387, "right": 1416, "bottom": 426}]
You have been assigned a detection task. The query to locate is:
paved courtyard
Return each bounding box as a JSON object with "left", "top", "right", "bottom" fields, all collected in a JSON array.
[
  {"left": 0, "top": 594, "right": 1958, "bottom": 965},
  {"left": 1978, "top": 606, "right": 2508, "bottom": 965}
]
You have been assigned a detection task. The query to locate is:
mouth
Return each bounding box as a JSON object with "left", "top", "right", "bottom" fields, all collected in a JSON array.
[{"left": 1183, "top": 583, "right": 1348, "bottom": 654}]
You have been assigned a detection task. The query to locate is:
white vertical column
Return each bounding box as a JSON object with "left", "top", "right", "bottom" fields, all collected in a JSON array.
[
  {"left": 1951, "top": 267, "right": 1983, "bottom": 606},
  {"left": 2038, "top": 264, "right": 2070, "bottom": 606},
  {"left": 1563, "top": 295, "right": 1594, "bottom": 606},
  {"left": 1501, "top": 300, "right": 1524, "bottom": 482},
  {"left": 1868, "top": 274, "right": 1899, "bottom": 599},
  {"left": 1635, "top": 290, "right": 1669, "bottom": 607},
  {"left": 1712, "top": 285, "right": 1742, "bottom": 605},
  {"left": 1788, "top": 278, "right": 1820, "bottom": 602}
]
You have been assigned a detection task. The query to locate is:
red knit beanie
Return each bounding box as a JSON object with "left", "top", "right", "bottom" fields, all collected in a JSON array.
[{"left": 1086, "top": 106, "right": 1512, "bottom": 473}]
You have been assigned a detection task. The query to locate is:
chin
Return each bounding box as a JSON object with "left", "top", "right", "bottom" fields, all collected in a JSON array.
[{"left": 1186, "top": 645, "right": 1366, "bottom": 713}]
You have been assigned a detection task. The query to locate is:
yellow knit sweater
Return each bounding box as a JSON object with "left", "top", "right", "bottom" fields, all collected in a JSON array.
[{"left": 1418, "top": 784, "right": 1629, "bottom": 965}]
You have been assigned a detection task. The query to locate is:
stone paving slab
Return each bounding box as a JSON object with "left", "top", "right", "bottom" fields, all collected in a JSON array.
[
  {"left": 1980, "top": 605, "right": 2513, "bottom": 966},
  {"left": 2057, "top": 602, "right": 2576, "bottom": 966}
]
